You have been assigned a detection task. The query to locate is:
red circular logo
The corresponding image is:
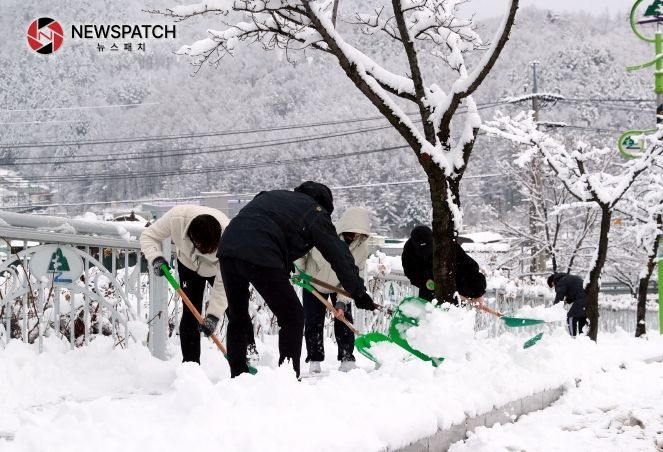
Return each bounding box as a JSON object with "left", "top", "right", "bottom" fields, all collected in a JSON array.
[{"left": 27, "top": 18, "right": 64, "bottom": 54}]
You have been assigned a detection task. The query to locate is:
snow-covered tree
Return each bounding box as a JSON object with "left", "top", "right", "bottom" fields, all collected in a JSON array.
[
  {"left": 496, "top": 156, "right": 600, "bottom": 276},
  {"left": 154, "top": 0, "right": 519, "bottom": 303},
  {"left": 484, "top": 112, "right": 663, "bottom": 341},
  {"left": 613, "top": 170, "right": 663, "bottom": 337}
]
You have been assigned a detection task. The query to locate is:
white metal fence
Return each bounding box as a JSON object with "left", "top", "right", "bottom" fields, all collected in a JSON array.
[{"left": 0, "top": 211, "right": 657, "bottom": 360}]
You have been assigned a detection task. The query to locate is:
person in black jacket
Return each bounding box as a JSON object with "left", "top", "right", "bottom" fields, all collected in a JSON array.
[
  {"left": 211, "top": 181, "right": 377, "bottom": 378},
  {"left": 401, "top": 225, "right": 486, "bottom": 303},
  {"left": 547, "top": 272, "right": 588, "bottom": 336}
]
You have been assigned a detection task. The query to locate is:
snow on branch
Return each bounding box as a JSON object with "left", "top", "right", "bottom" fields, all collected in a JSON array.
[
  {"left": 504, "top": 93, "right": 565, "bottom": 104},
  {"left": 483, "top": 112, "right": 663, "bottom": 208}
]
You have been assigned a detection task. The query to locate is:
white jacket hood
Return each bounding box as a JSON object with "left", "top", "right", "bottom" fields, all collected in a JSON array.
[
  {"left": 296, "top": 207, "right": 371, "bottom": 300},
  {"left": 335, "top": 207, "right": 370, "bottom": 236}
]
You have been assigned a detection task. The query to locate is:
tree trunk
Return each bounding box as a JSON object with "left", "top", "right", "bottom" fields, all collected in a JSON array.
[
  {"left": 429, "top": 167, "right": 457, "bottom": 304},
  {"left": 585, "top": 204, "right": 612, "bottom": 341}
]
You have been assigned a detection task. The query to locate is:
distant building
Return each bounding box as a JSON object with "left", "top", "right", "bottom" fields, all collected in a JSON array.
[{"left": 0, "top": 169, "right": 54, "bottom": 209}]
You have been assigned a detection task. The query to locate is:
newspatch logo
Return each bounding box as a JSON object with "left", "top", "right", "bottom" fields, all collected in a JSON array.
[{"left": 27, "top": 18, "right": 64, "bottom": 54}]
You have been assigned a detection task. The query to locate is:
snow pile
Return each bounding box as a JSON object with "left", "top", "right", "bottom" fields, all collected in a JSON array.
[
  {"left": 512, "top": 301, "right": 567, "bottom": 323},
  {"left": 1, "top": 325, "right": 663, "bottom": 451}
]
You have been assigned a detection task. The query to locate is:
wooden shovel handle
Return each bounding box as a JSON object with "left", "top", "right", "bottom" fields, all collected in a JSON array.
[
  {"left": 460, "top": 295, "right": 504, "bottom": 318},
  {"left": 309, "top": 276, "right": 353, "bottom": 298},
  {"left": 310, "top": 288, "right": 360, "bottom": 335},
  {"left": 308, "top": 276, "right": 388, "bottom": 313},
  {"left": 176, "top": 287, "right": 227, "bottom": 354}
]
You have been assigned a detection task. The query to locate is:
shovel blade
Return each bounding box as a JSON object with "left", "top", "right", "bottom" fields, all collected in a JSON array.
[
  {"left": 388, "top": 297, "right": 445, "bottom": 367},
  {"left": 502, "top": 316, "right": 546, "bottom": 327},
  {"left": 355, "top": 332, "right": 394, "bottom": 364},
  {"left": 523, "top": 332, "right": 544, "bottom": 349}
]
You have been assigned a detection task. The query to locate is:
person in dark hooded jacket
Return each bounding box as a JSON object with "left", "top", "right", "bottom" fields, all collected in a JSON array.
[
  {"left": 401, "top": 225, "right": 486, "bottom": 303},
  {"left": 211, "top": 181, "right": 377, "bottom": 378},
  {"left": 547, "top": 272, "right": 587, "bottom": 336}
]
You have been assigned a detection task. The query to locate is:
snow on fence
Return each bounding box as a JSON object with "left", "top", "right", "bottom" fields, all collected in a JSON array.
[{"left": 0, "top": 211, "right": 657, "bottom": 359}]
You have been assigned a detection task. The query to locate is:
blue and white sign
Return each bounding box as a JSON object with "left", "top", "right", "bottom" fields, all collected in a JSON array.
[{"left": 29, "top": 245, "right": 84, "bottom": 285}]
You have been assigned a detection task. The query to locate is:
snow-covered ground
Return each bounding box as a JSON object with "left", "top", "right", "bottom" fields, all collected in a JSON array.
[{"left": 2, "top": 302, "right": 663, "bottom": 452}]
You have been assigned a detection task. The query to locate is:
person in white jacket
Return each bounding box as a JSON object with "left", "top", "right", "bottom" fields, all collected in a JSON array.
[
  {"left": 297, "top": 207, "right": 371, "bottom": 373},
  {"left": 140, "top": 205, "right": 256, "bottom": 363}
]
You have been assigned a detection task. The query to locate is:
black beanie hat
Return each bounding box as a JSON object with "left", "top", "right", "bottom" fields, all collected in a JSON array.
[
  {"left": 410, "top": 225, "right": 433, "bottom": 245},
  {"left": 410, "top": 225, "right": 433, "bottom": 256},
  {"left": 294, "top": 181, "right": 334, "bottom": 214}
]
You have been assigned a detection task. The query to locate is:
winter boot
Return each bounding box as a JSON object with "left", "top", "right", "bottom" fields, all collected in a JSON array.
[
  {"left": 338, "top": 360, "right": 357, "bottom": 372},
  {"left": 309, "top": 361, "right": 322, "bottom": 374}
]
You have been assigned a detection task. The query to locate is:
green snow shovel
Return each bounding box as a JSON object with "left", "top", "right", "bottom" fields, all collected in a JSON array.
[
  {"left": 387, "top": 296, "right": 445, "bottom": 366},
  {"left": 461, "top": 296, "right": 546, "bottom": 328},
  {"left": 355, "top": 331, "right": 443, "bottom": 367},
  {"left": 161, "top": 264, "right": 258, "bottom": 375},
  {"left": 290, "top": 273, "right": 436, "bottom": 366},
  {"left": 523, "top": 332, "right": 544, "bottom": 349},
  {"left": 463, "top": 299, "right": 545, "bottom": 349}
]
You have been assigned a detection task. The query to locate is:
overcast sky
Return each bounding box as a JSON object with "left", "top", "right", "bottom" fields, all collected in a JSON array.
[{"left": 467, "top": 0, "right": 632, "bottom": 19}]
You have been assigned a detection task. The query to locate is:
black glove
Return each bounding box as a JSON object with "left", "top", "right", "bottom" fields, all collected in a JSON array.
[
  {"left": 354, "top": 292, "right": 377, "bottom": 311},
  {"left": 334, "top": 300, "right": 348, "bottom": 312},
  {"left": 199, "top": 314, "right": 219, "bottom": 337},
  {"left": 152, "top": 256, "right": 169, "bottom": 277}
]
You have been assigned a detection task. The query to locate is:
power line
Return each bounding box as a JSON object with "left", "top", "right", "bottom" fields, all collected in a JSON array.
[
  {"left": 0, "top": 174, "right": 507, "bottom": 211},
  {"left": 0, "top": 123, "right": 397, "bottom": 166},
  {"left": 0, "top": 120, "right": 84, "bottom": 125},
  {"left": 0, "top": 102, "right": 506, "bottom": 166},
  {"left": 331, "top": 173, "right": 503, "bottom": 190},
  {"left": 0, "top": 102, "right": 161, "bottom": 113},
  {"left": 563, "top": 98, "right": 653, "bottom": 103},
  {"left": 0, "top": 100, "right": 506, "bottom": 151},
  {"left": 10, "top": 144, "right": 412, "bottom": 183}
]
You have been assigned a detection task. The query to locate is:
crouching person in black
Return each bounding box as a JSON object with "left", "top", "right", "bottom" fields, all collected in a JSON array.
[
  {"left": 401, "top": 225, "right": 486, "bottom": 303},
  {"left": 214, "top": 181, "right": 377, "bottom": 378},
  {"left": 547, "top": 272, "right": 588, "bottom": 336}
]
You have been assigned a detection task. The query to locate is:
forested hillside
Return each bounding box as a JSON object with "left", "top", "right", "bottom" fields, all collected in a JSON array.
[{"left": 0, "top": 1, "right": 653, "bottom": 235}]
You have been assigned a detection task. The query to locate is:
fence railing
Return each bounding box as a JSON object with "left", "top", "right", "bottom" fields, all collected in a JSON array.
[{"left": 1, "top": 211, "right": 657, "bottom": 360}]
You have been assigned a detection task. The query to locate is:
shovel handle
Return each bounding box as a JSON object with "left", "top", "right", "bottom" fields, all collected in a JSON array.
[
  {"left": 162, "top": 264, "right": 227, "bottom": 355},
  {"left": 306, "top": 275, "right": 387, "bottom": 312},
  {"left": 309, "top": 276, "right": 353, "bottom": 298},
  {"left": 310, "top": 289, "right": 360, "bottom": 335},
  {"left": 460, "top": 295, "right": 504, "bottom": 318},
  {"left": 176, "top": 286, "right": 228, "bottom": 354},
  {"left": 475, "top": 303, "right": 504, "bottom": 318}
]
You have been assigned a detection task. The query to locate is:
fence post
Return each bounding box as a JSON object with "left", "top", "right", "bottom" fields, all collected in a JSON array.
[{"left": 148, "top": 240, "right": 170, "bottom": 360}]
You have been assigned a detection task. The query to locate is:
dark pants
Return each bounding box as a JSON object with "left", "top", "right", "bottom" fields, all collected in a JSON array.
[
  {"left": 567, "top": 316, "right": 587, "bottom": 336},
  {"left": 303, "top": 290, "right": 355, "bottom": 363},
  {"left": 418, "top": 286, "right": 434, "bottom": 302},
  {"left": 177, "top": 260, "right": 254, "bottom": 363},
  {"left": 220, "top": 257, "right": 304, "bottom": 377}
]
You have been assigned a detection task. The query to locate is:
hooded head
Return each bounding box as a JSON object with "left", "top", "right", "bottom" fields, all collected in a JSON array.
[
  {"left": 410, "top": 225, "right": 433, "bottom": 257},
  {"left": 547, "top": 273, "right": 566, "bottom": 288},
  {"left": 294, "top": 181, "right": 334, "bottom": 214},
  {"left": 187, "top": 214, "right": 222, "bottom": 254}
]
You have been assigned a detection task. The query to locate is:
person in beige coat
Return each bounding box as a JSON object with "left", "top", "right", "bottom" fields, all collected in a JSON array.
[
  {"left": 297, "top": 207, "right": 371, "bottom": 373},
  {"left": 140, "top": 205, "right": 256, "bottom": 363}
]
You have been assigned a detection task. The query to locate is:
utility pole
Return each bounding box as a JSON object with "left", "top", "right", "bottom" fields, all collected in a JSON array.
[
  {"left": 619, "top": 0, "right": 663, "bottom": 334},
  {"left": 531, "top": 61, "right": 540, "bottom": 123},
  {"left": 507, "top": 62, "right": 563, "bottom": 276},
  {"left": 529, "top": 61, "right": 546, "bottom": 274},
  {"left": 332, "top": 0, "right": 340, "bottom": 27}
]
